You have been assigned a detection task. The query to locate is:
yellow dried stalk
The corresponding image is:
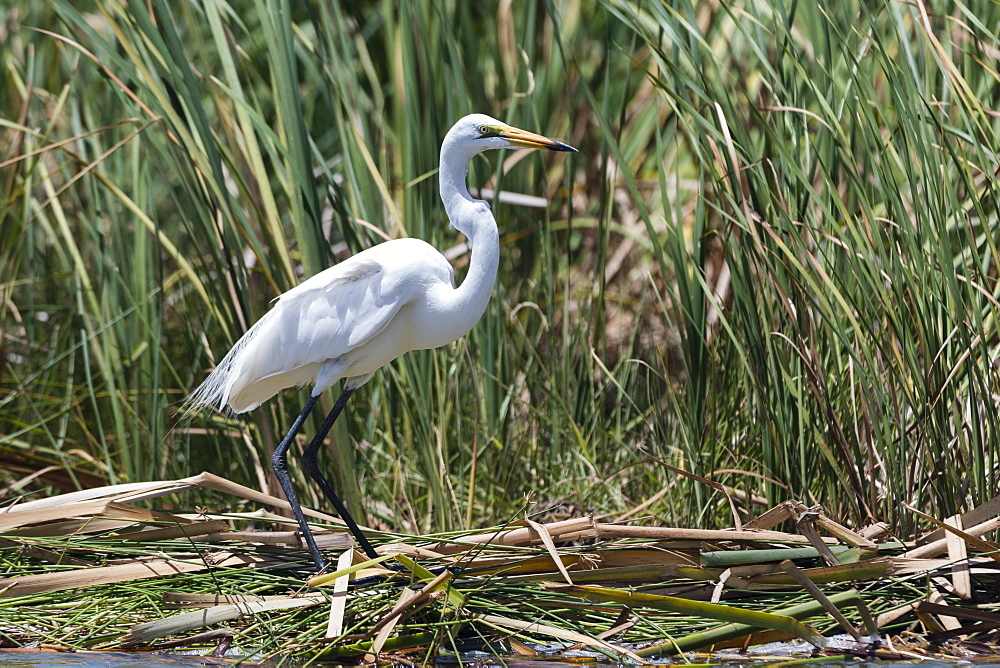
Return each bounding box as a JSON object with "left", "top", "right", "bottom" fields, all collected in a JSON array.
[{"left": 0, "top": 552, "right": 273, "bottom": 598}]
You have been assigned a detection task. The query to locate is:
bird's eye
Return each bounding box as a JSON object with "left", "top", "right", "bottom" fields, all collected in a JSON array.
[{"left": 478, "top": 125, "right": 490, "bottom": 136}]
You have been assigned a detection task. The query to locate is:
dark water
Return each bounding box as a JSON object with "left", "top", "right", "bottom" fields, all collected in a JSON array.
[{"left": 0, "top": 652, "right": 233, "bottom": 667}]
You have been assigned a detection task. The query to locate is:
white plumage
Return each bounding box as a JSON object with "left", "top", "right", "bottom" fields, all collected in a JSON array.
[
  {"left": 189, "top": 239, "right": 455, "bottom": 413},
  {"left": 186, "top": 113, "right": 576, "bottom": 570}
]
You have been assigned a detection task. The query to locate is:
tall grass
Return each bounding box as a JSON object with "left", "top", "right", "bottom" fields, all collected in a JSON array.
[{"left": 2, "top": 0, "right": 998, "bottom": 535}]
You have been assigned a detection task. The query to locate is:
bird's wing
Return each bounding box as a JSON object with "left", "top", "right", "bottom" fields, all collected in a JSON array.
[
  {"left": 275, "top": 255, "right": 402, "bottom": 350},
  {"left": 231, "top": 257, "right": 399, "bottom": 382},
  {"left": 224, "top": 244, "right": 453, "bottom": 410},
  {"left": 278, "top": 255, "right": 382, "bottom": 302},
  {"left": 188, "top": 240, "right": 452, "bottom": 413}
]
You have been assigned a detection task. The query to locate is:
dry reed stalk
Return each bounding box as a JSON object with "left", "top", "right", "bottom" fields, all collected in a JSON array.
[
  {"left": 427, "top": 517, "right": 595, "bottom": 553},
  {"left": 594, "top": 524, "right": 837, "bottom": 543},
  {"left": 0, "top": 552, "right": 272, "bottom": 598}
]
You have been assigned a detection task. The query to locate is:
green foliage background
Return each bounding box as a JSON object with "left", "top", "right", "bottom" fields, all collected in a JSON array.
[{"left": 2, "top": 0, "right": 999, "bottom": 536}]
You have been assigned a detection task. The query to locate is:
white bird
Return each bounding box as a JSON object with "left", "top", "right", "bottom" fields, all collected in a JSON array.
[{"left": 187, "top": 114, "right": 577, "bottom": 569}]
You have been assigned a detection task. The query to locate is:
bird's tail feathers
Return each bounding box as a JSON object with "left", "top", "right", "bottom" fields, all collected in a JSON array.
[{"left": 180, "top": 318, "right": 263, "bottom": 419}]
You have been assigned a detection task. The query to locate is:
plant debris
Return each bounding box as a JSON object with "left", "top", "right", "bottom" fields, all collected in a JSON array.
[{"left": 1, "top": 475, "right": 999, "bottom": 664}]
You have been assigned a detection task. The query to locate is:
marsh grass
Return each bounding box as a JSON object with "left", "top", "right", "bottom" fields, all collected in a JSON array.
[{"left": 3, "top": 0, "right": 999, "bottom": 549}]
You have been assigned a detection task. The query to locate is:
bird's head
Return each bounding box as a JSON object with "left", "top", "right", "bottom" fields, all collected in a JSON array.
[
  {"left": 438, "top": 114, "right": 577, "bottom": 230},
  {"left": 444, "top": 114, "right": 578, "bottom": 158}
]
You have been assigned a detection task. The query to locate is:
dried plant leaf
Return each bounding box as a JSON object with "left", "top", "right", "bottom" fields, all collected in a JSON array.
[
  {"left": 325, "top": 549, "right": 355, "bottom": 639},
  {"left": 0, "top": 552, "right": 275, "bottom": 598},
  {"left": 525, "top": 518, "right": 573, "bottom": 584},
  {"left": 367, "top": 587, "right": 419, "bottom": 660},
  {"left": 163, "top": 593, "right": 272, "bottom": 609},
  {"left": 121, "top": 597, "right": 324, "bottom": 646},
  {"left": 1, "top": 558, "right": 210, "bottom": 598},
  {"left": 476, "top": 612, "right": 648, "bottom": 664},
  {"left": 595, "top": 524, "right": 836, "bottom": 544},
  {"left": 918, "top": 494, "right": 1000, "bottom": 544},
  {"left": 0, "top": 500, "right": 182, "bottom": 533},
  {"left": 427, "top": 517, "right": 594, "bottom": 553},
  {"left": 118, "top": 520, "right": 231, "bottom": 542},
  {"left": 904, "top": 503, "right": 1000, "bottom": 562},
  {"left": 744, "top": 501, "right": 796, "bottom": 530},
  {"left": 944, "top": 515, "right": 972, "bottom": 599}
]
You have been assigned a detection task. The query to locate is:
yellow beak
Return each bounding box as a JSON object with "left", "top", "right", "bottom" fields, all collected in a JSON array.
[{"left": 500, "top": 126, "right": 578, "bottom": 153}]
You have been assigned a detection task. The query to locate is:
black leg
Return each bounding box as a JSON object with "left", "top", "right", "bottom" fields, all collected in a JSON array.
[
  {"left": 301, "top": 387, "right": 380, "bottom": 560},
  {"left": 271, "top": 394, "right": 326, "bottom": 569}
]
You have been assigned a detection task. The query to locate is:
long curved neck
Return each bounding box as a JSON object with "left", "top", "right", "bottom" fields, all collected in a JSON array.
[
  {"left": 450, "top": 201, "right": 500, "bottom": 322},
  {"left": 438, "top": 140, "right": 501, "bottom": 336},
  {"left": 439, "top": 136, "right": 478, "bottom": 224}
]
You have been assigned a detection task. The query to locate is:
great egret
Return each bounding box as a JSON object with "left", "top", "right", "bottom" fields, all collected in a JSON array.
[{"left": 187, "top": 114, "right": 576, "bottom": 569}]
